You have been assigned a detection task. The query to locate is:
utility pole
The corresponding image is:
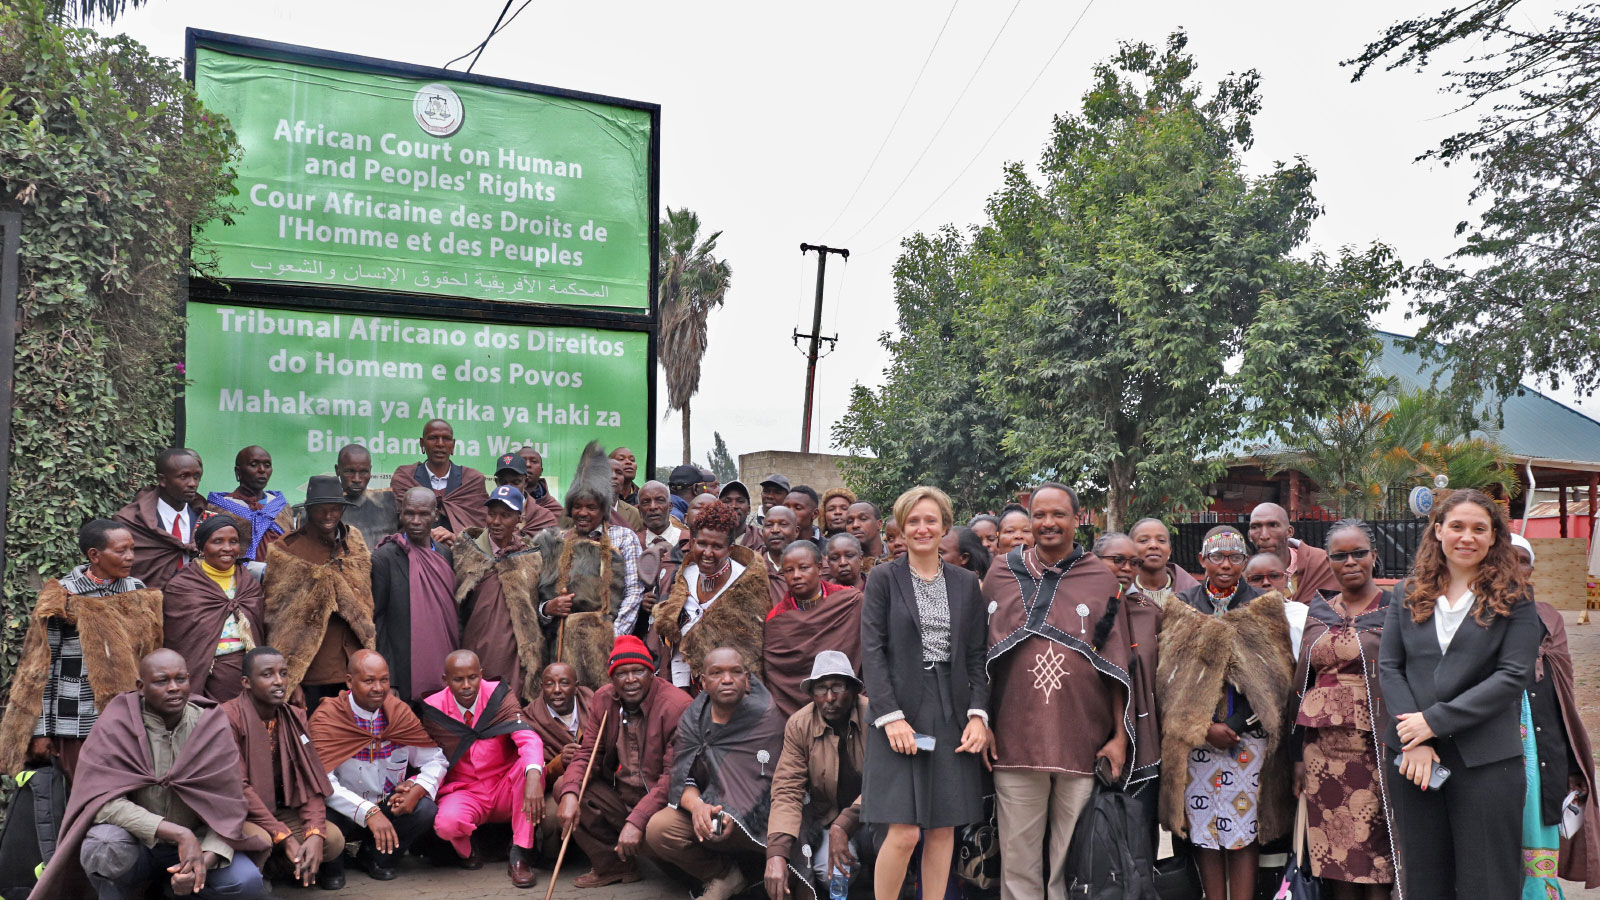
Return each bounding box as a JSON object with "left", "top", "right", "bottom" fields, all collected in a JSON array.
[{"left": 795, "top": 243, "right": 849, "bottom": 453}]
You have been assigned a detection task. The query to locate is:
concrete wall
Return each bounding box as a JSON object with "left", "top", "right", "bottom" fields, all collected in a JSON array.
[{"left": 737, "top": 450, "right": 854, "bottom": 496}]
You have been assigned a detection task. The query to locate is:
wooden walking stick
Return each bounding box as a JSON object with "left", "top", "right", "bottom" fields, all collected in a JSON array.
[
  {"left": 545, "top": 705, "right": 609, "bottom": 900},
  {"left": 556, "top": 619, "right": 566, "bottom": 662}
]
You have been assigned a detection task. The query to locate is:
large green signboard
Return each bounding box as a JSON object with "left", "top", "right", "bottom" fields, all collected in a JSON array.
[
  {"left": 184, "top": 302, "right": 650, "bottom": 499},
  {"left": 192, "top": 45, "right": 653, "bottom": 310}
]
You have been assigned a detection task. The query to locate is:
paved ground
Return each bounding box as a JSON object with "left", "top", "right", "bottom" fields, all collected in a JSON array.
[{"left": 309, "top": 609, "right": 1600, "bottom": 900}]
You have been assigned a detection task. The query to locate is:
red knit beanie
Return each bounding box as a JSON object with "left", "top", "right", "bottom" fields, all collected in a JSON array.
[{"left": 608, "top": 635, "right": 655, "bottom": 675}]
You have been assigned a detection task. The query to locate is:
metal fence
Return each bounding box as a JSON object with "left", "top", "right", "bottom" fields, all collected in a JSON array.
[{"left": 1172, "top": 516, "right": 1430, "bottom": 581}]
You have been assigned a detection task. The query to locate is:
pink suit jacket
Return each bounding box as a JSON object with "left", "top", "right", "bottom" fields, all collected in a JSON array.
[{"left": 423, "top": 680, "right": 545, "bottom": 796}]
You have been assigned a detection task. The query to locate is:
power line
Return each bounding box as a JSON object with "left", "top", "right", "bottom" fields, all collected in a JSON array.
[
  {"left": 837, "top": 0, "right": 1027, "bottom": 244},
  {"left": 860, "top": 0, "right": 1098, "bottom": 257},
  {"left": 443, "top": 0, "right": 534, "bottom": 72},
  {"left": 817, "top": 0, "right": 961, "bottom": 240}
]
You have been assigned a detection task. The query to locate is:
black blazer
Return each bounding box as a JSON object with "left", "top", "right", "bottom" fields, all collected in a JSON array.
[
  {"left": 860, "top": 556, "right": 989, "bottom": 727},
  {"left": 1377, "top": 583, "right": 1542, "bottom": 767}
]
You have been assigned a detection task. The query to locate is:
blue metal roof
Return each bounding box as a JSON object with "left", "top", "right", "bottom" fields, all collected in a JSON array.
[{"left": 1373, "top": 331, "right": 1600, "bottom": 466}]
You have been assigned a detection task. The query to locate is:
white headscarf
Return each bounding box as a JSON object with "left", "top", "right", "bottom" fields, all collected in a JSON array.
[{"left": 1510, "top": 531, "right": 1536, "bottom": 564}]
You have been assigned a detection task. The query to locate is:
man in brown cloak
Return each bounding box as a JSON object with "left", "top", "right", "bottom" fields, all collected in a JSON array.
[
  {"left": 373, "top": 486, "right": 460, "bottom": 703},
  {"left": 524, "top": 662, "right": 593, "bottom": 855},
  {"left": 516, "top": 445, "right": 567, "bottom": 525},
  {"left": 262, "top": 476, "right": 376, "bottom": 707},
  {"left": 1248, "top": 502, "right": 1339, "bottom": 601},
  {"left": 204, "top": 446, "right": 293, "bottom": 564},
  {"left": 389, "top": 419, "right": 487, "bottom": 546},
  {"left": 35, "top": 650, "right": 269, "bottom": 899},
  {"left": 334, "top": 444, "right": 398, "bottom": 551},
  {"left": 764, "top": 541, "right": 863, "bottom": 718},
  {"left": 0, "top": 519, "right": 163, "bottom": 779},
  {"left": 455, "top": 485, "right": 545, "bottom": 702},
  {"left": 758, "top": 507, "right": 801, "bottom": 608},
  {"left": 222, "top": 646, "right": 343, "bottom": 890},
  {"left": 493, "top": 451, "right": 558, "bottom": 536},
  {"left": 983, "top": 484, "right": 1133, "bottom": 900},
  {"left": 114, "top": 447, "right": 208, "bottom": 590}
]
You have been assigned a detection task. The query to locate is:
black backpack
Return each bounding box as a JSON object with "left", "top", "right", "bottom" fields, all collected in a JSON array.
[
  {"left": 0, "top": 764, "right": 68, "bottom": 900},
  {"left": 1064, "top": 774, "right": 1158, "bottom": 900}
]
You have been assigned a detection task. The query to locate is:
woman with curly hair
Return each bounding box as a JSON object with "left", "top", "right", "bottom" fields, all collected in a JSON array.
[{"left": 1378, "top": 489, "right": 1543, "bottom": 899}]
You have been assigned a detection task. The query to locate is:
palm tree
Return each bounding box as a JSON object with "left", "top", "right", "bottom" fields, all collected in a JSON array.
[
  {"left": 45, "top": 0, "right": 147, "bottom": 21},
  {"left": 657, "top": 207, "right": 732, "bottom": 464}
]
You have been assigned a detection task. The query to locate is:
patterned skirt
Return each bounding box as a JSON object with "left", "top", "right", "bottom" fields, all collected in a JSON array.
[
  {"left": 1304, "top": 726, "right": 1394, "bottom": 883},
  {"left": 1185, "top": 733, "right": 1266, "bottom": 850},
  {"left": 1522, "top": 692, "right": 1565, "bottom": 899}
]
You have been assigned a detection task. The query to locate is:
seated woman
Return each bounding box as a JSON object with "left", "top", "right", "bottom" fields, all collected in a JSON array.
[{"left": 162, "top": 515, "right": 267, "bottom": 702}]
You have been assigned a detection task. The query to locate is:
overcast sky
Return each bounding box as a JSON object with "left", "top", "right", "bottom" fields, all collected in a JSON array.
[{"left": 97, "top": 0, "right": 1587, "bottom": 472}]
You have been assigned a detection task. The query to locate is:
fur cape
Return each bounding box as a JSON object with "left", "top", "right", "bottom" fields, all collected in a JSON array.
[
  {"left": 654, "top": 544, "right": 772, "bottom": 682},
  {"left": 0, "top": 581, "right": 164, "bottom": 774},
  {"left": 1156, "top": 591, "right": 1295, "bottom": 842},
  {"left": 453, "top": 528, "right": 545, "bottom": 701},
  {"left": 262, "top": 529, "right": 377, "bottom": 694},
  {"left": 532, "top": 527, "right": 626, "bottom": 689}
]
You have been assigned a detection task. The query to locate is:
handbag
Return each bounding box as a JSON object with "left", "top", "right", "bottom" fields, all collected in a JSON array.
[
  {"left": 1152, "top": 853, "right": 1202, "bottom": 900},
  {"left": 955, "top": 794, "right": 1000, "bottom": 892},
  {"left": 1277, "top": 795, "right": 1321, "bottom": 900}
]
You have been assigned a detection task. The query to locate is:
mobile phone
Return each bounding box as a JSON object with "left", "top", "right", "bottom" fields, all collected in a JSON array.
[
  {"left": 710, "top": 814, "right": 725, "bottom": 837},
  {"left": 1393, "top": 753, "right": 1451, "bottom": 790},
  {"left": 913, "top": 733, "right": 937, "bottom": 752}
]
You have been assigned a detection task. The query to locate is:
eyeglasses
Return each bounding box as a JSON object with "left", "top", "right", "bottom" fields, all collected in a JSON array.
[
  {"left": 1101, "top": 555, "right": 1137, "bottom": 567},
  {"left": 1245, "top": 572, "right": 1286, "bottom": 586},
  {"left": 1204, "top": 552, "right": 1247, "bottom": 565},
  {"left": 1328, "top": 549, "right": 1373, "bottom": 563}
]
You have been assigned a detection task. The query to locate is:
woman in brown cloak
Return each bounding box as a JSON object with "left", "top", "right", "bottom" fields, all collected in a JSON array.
[{"left": 162, "top": 515, "right": 267, "bottom": 702}]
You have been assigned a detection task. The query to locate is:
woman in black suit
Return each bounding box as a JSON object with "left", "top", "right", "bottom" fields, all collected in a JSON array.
[
  {"left": 1378, "top": 488, "right": 1543, "bottom": 899},
  {"left": 860, "top": 485, "right": 990, "bottom": 900}
]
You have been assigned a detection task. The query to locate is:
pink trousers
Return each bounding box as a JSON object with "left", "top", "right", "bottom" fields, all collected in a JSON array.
[{"left": 434, "top": 764, "right": 534, "bottom": 856}]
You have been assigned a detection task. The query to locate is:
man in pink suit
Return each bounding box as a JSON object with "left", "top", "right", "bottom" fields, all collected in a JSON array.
[{"left": 417, "top": 649, "right": 545, "bottom": 889}]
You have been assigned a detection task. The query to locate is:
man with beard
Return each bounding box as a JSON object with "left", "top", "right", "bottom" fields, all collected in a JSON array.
[
  {"left": 516, "top": 445, "right": 566, "bottom": 525},
  {"left": 845, "top": 502, "right": 887, "bottom": 565},
  {"left": 42, "top": 650, "right": 267, "bottom": 899},
  {"left": 647, "top": 648, "right": 790, "bottom": 900},
  {"left": 308, "top": 650, "right": 443, "bottom": 882},
  {"left": 556, "top": 637, "right": 692, "bottom": 888},
  {"left": 263, "top": 476, "right": 376, "bottom": 707},
  {"left": 611, "top": 458, "right": 646, "bottom": 531},
  {"left": 824, "top": 533, "right": 867, "bottom": 589},
  {"left": 760, "top": 507, "right": 801, "bottom": 608},
  {"left": 984, "top": 484, "right": 1134, "bottom": 900},
  {"left": 389, "top": 419, "right": 488, "bottom": 546},
  {"left": 765, "top": 651, "right": 871, "bottom": 900},
  {"left": 610, "top": 447, "right": 641, "bottom": 506},
  {"left": 535, "top": 442, "right": 645, "bottom": 687},
  {"left": 115, "top": 447, "right": 207, "bottom": 589},
  {"left": 224, "top": 646, "right": 344, "bottom": 890},
  {"left": 784, "top": 487, "right": 823, "bottom": 546},
  {"left": 0, "top": 519, "right": 163, "bottom": 780},
  {"left": 525, "top": 662, "right": 594, "bottom": 856},
  {"left": 456, "top": 485, "right": 545, "bottom": 703},
  {"left": 494, "top": 452, "right": 558, "bottom": 536},
  {"left": 1247, "top": 502, "right": 1338, "bottom": 602},
  {"left": 765, "top": 542, "right": 863, "bottom": 718},
  {"left": 372, "top": 487, "right": 459, "bottom": 703},
  {"left": 419, "top": 650, "right": 544, "bottom": 887},
  {"left": 1127, "top": 517, "right": 1198, "bottom": 607},
  {"left": 205, "top": 446, "right": 293, "bottom": 566},
  {"left": 334, "top": 444, "right": 399, "bottom": 551}
]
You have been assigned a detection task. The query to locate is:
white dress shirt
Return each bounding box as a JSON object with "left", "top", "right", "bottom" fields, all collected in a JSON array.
[
  {"left": 325, "top": 694, "right": 448, "bottom": 822},
  {"left": 156, "top": 497, "right": 192, "bottom": 543},
  {"left": 646, "top": 523, "right": 682, "bottom": 548}
]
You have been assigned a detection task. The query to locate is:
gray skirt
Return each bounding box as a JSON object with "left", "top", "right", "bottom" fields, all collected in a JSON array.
[{"left": 861, "top": 662, "right": 985, "bottom": 829}]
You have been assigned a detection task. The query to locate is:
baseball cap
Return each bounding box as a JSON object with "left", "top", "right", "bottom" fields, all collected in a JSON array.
[
  {"left": 760, "top": 474, "right": 791, "bottom": 492},
  {"left": 720, "top": 480, "right": 751, "bottom": 500},
  {"left": 669, "top": 464, "right": 703, "bottom": 487},
  {"left": 495, "top": 453, "right": 528, "bottom": 476},
  {"left": 486, "top": 484, "right": 525, "bottom": 512}
]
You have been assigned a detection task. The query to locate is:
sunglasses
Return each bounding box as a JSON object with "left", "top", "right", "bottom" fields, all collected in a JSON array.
[
  {"left": 1328, "top": 548, "right": 1373, "bottom": 563},
  {"left": 1101, "top": 555, "right": 1138, "bottom": 567}
]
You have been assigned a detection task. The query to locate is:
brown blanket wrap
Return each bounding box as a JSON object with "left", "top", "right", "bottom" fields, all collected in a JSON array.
[
  {"left": 390, "top": 463, "right": 488, "bottom": 533},
  {"left": 524, "top": 686, "right": 595, "bottom": 770},
  {"left": 762, "top": 586, "right": 862, "bottom": 718},
  {"left": 261, "top": 529, "right": 376, "bottom": 695},
  {"left": 161, "top": 563, "right": 267, "bottom": 696},
  {"left": 1536, "top": 603, "right": 1600, "bottom": 887},
  {"left": 307, "top": 691, "right": 436, "bottom": 773},
  {"left": 654, "top": 545, "right": 772, "bottom": 682},
  {"left": 1156, "top": 591, "right": 1295, "bottom": 841},
  {"left": 454, "top": 529, "right": 545, "bottom": 701},
  {"left": 220, "top": 695, "right": 333, "bottom": 817},
  {"left": 0, "top": 581, "right": 163, "bottom": 775},
  {"left": 31, "top": 693, "right": 268, "bottom": 899},
  {"left": 114, "top": 487, "right": 207, "bottom": 590}
]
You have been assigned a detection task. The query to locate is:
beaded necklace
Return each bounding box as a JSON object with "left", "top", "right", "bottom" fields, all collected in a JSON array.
[
  {"left": 698, "top": 557, "right": 732, "bottom": 596},
  {"left": 1203, "top": 578, "right": 1238, "bottom": 616}
]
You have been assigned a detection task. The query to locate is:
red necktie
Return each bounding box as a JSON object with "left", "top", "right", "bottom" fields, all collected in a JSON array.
[{"left": 464, "top": 710, "right": 474, "bottom": 728}]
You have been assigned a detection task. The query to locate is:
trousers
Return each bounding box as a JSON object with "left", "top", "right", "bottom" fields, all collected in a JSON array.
[
  {"left": 1387, "top": 740, "right": 1522, "bottom": 900},
  {"left": 994, "top": 769, "right": 1095, "bottom": 900},
  {"left": 239, "top": 805, "right": 345, "bottom": 869},
  {"left": 324, "top": 795, "right": 438, "bottom": 867},
  {"left": 435, "top": 766, "right": 536, "bottom": 856},
  {"left": 644, "top": 806, "right": 764, "bottom": 883},
  {"left": 569, "top": 780, "right": 648, "bottom": 876},
  {"left": 80, "top": 824, "right": 263, "bottom": 900}
]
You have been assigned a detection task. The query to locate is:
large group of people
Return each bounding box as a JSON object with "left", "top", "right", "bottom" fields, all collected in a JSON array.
[{"left": 2, "top": 420, "right": 1596, "bottom": 900}]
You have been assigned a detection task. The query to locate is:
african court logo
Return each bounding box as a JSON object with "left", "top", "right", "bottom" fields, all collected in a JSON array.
[{"left": 413, "top": 83, "right": 465, "bottom": 138}]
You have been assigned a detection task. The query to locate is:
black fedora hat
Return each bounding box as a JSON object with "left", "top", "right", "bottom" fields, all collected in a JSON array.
[{"left": 297, "top": 474, "right": 356, "bottom": 508}]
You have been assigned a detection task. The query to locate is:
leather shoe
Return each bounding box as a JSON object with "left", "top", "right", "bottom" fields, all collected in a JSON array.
[
  {"left": 507, "top": 846, "right": 538, "bottom": 889},
  {"left": 359, "top": 855, "right": 397, "bottom": 881},
  {"left": 317, "top": 859, "right": 346, "bottom": 891},
  {"left": 457, "top": 848, "right": 483, "bottom": 870}
]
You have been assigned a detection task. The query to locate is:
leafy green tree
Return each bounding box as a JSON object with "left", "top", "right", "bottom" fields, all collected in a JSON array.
[
  {"left": 1351, "top": 2, "right": 1600, "bottom": 399},
  {"left": 833, "top": 226, "right": 1025, "bottom": 517},
  {"left": 0, "top": 0, "right": 238, "bottom": 676},
  {"left": 705, "top": 431, "right": 737, "bottom": 484},
  {"left": 43, "top": 0, "right": 148, "bottom": 23},
  {"left": 657, "top": 207, "right": 731, "bottom": 464},
  {"left": 973, "top": 34, "right": 1397, "bottom": 530}
]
